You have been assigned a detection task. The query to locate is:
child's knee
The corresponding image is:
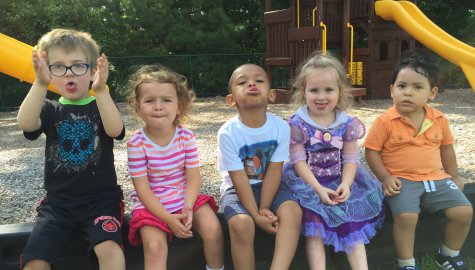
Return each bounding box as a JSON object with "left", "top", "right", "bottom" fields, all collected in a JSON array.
[
  {"left": 446, "top": 205, "right": 473, "bottom": 224},
  {"left": 228, "top": 214, "right": 255, "bottom": 240},
  {"left": 142, "top": 239, "right": 168, "bottom": 256},
  {"left": 94, "top": 240, "right": 123, "bottom": 259},
  {"left": 278, "top": 200, "right": 303, "bottom": 220},
  {"left": 23, "top": 259, "right": 51, "bottom": 270},
  {"left": 200, "top": 218, "right": 224, "bottom": 242},
  {"left": 394, "top": 212, "right": 419, "bottom": 227}
]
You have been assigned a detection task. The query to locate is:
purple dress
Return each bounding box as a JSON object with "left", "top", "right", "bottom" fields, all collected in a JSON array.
[{"left": 282, "top": 108, "right": 385, "bottom": 253}]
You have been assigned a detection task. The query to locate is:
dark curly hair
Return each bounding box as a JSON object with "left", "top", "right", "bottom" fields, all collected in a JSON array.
[{"left": 391, "top": 50, "right": 440, "bottom": 88}]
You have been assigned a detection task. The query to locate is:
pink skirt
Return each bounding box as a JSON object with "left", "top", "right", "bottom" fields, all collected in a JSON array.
[{"left": 128, "top": 194, "right": 218, "bottom": 245}]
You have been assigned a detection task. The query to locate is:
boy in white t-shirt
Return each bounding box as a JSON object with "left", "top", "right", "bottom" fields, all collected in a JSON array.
[{"left": 217, "top": 64, "right": 302, "bottom": 270}]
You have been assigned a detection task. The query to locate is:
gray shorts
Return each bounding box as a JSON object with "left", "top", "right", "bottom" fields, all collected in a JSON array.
[
  {"left": 221, "top": 181, "right": 298, "bottom": 221},
  {"left": 386, "top": 178, "right": 472, "bottom": 216}
]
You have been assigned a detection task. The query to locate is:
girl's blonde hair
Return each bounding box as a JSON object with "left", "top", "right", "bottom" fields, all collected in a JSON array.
[
  {"left": 37, "top": 28, "right": 100, "bottom": 66},
  {"left": 127, "top": 65, "right": 196, "bottom": 126},
  {"left": 290, "top": 51, "right": 351, "bottom": 111}
]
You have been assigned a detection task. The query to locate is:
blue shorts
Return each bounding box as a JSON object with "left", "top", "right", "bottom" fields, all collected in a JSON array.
[
  {"left": 386, "top": 178, "right": 472, "bottom": 216},
  {"left": 221, "top": 181, "right": 298, "bottom": 221}
]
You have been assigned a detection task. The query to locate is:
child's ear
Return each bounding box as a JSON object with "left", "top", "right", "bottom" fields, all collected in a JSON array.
[
  {"left": 268, "top": 89, "right": 276, "bottom": 103},
  {"left": 134, "top": 101, "right": 142, "bottom": 116},
  {"left": 226, "top": 94, "right": 236, "bottom": 107},
  {"left": 389, "top": 84, "right": 394, "bottom": 98},
  {"left": 428, "top": 86, "right": 438, "bottom": 101}
]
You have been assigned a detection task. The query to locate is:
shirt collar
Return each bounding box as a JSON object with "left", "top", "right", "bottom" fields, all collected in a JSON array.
[
  {"left": 387, "top": 104, "right": 443, "bottom": 120},
  {"left": 59, "top": 96, "right": 96, "bottom": 105},
  {"left": 295, "top": 105, "right": 349, "bottom": 129}
]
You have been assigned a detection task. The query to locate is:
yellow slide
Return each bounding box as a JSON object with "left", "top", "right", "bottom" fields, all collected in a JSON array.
[
  {"left": 375, "top": 0, "right": 475, "bottom": 93},
  {"left": 0, "top": 33, "right": 100, "bottom": 95}
]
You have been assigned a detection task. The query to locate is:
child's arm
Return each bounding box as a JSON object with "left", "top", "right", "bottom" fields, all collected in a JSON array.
[
  {"left": 337, "top": 162, "right": 357, "bottom": 203},
  {"left": 259, "top": 161, "right": 283, "bottom": 221},
  {"left": 182, "top": 166, "right": 201, "bottom": 230},
  {"left": 92, "top": 54, "right": 124, "bottom": 138},
  {"left": 229, "top": 170, "right": 278, "bottom": 233},
  {"left": 17, "top": 50, "right": 50, "bottom": 132},
  {"left": 133, "top": 176, "right": 192, "bottom": 238},
  {"left": 365, "top": 149, "right": 401, "bottom": 196},
  {"left": 440, "top": 144, "right": 463, "bottom": 190},
  {"left": 336, "top": 140, "right": 359, "bottom": 203}
]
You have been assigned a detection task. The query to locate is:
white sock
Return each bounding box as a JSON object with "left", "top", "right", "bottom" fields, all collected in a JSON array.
[
  {"left": 398, "top": 257, "right": 416, "bottom": 267},
  {"left": 206, "top": 265, "right": 224, "bottom": 270},
  {"left": 441, "top": 244, "right": 460, "bottom": 257}
]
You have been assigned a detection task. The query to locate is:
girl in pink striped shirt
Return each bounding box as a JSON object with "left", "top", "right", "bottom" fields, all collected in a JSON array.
[{"left": 126, "top": 65, "right": 224, "bottom": 270}]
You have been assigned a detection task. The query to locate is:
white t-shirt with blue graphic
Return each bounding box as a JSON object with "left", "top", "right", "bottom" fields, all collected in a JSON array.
[{"left": 217, "top": 112, "right": 290, "bottom": 196}]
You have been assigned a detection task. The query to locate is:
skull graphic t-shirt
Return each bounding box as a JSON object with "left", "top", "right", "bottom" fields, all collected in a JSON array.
[{"left": 24, "top": 98, "right": 125, "bottom": 200}]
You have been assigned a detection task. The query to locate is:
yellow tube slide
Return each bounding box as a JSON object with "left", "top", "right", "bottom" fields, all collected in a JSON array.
[
  {"left": 0, "top": 33, "right": 100, "bottom": 95},
  {"left": 375, "top": 0, "right": 475, "bottom": 92}
]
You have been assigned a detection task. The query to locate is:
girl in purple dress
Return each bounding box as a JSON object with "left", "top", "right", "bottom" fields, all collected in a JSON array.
[{"left": 282, "top": 51, "right": 385, "bottom": 270}]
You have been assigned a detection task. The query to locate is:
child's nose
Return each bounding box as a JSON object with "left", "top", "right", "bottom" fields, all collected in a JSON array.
[
  {"left": 154, "top": 101, "right": 162, "bottom": 110},
  {"left": 248, "top": 81, "right": 256, "bottom": 86}
]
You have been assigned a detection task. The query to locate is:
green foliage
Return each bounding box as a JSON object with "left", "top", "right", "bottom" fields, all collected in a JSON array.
[
  {"left": 418, "top": 0, "right": 475, "bottom": 41},
  {"left": 1, "top": 0, "right": 474, "bottom": 108}
]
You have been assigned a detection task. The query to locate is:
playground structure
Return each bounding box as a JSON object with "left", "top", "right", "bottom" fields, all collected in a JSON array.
[
  {"left": 263, "top": 0, "right": 475, "bottom": 99},
  {"left": 1, "top": 1, "right": 475, "bottom": 100}
]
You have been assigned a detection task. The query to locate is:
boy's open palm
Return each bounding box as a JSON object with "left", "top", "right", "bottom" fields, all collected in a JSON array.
[
  {"left": 91, "top": 53, "right": 109, "bottom": 92},
  {"left": 32, "top": 50, "right": 51, "bottom": 86}
]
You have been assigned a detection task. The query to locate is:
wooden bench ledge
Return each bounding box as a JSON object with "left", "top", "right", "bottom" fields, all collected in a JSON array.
[{"left": 1, "top": 183, "right": 474, "bottom": 269}]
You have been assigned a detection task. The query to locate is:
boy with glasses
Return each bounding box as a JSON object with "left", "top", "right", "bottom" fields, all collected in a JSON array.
[{"left": 17, "top": 28, "right": 125, "bottom": 270}]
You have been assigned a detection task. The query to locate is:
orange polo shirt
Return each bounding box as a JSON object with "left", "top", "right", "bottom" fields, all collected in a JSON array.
[{"left": 364, "top": 105, "right": 454, "bottom": 181}]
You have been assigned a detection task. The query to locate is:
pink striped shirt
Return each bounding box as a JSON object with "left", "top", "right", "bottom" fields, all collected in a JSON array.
[{"left": 127, "top": 126, "right": 200, "bottom": 212}]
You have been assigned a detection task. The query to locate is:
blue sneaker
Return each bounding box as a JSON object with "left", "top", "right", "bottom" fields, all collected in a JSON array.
[
  {"left": 397, "top": 266, "right": 419, "bottom": 270},
  {"left": 435, "top": 251, "right": 468, "bottom": 270}
]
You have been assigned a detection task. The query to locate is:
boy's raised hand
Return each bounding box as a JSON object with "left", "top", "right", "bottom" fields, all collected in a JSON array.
[
  {"left": 32, "top": 50, "right": 51, "bottom": 87},
  {"left": 382, "top": 175, "right": 402, "bottom": 196},
  {"left": 91, "top": 53, "right": 109, "bottom": 92}
]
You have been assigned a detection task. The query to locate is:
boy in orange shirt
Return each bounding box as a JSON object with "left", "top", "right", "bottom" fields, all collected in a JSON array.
[{"left": 364, "top": 51, "right": 472, "bottom": 270}]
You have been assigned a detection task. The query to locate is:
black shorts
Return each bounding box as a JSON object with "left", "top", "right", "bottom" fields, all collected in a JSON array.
[{"left": 21, "top": 187, "right": 124, "bottom": 268}]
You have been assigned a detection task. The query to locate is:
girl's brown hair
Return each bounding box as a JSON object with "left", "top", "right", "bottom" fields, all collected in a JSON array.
[
  {"left": 127, "top": 65, "right": 195, "bottom": 126},
  {"left": 290, "top": 51, "right": 351, "bottom": 111}
]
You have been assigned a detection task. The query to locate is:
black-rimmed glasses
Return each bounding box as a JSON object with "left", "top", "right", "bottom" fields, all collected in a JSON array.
[{"left": 48, "top": 63, "right": 92, "bottom": 77}]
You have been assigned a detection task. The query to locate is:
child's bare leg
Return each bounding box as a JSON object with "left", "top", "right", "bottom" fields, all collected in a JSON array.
[
  {"left": 23, "top": 260, "right": 51, "bottom": 270},
  {"left": 443, "top": 205, "right": 473, "bottom": 250},
  {"left": 346, "top": 243, "right": 368, "bottom": 270},
  {"left": 193, "top": 204, "right": 224, "bottom": 269},
  {"left": 306, "top": 237, "right": 325, "bottom": 270},
  {"left": 393, "top": 213, "right": 418, "bottom": 259},
  {"left": 94, "top": 240, "right": 125, "bottom": 270},
  {"left": 270, "top": 201, "right": 302, "bottom": 270},
  {"left": 139, "top": 226, "right": 168, "bottom": 270},
  {"left": 228, "top": 214, "right": 255, "bottom": 270}
]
